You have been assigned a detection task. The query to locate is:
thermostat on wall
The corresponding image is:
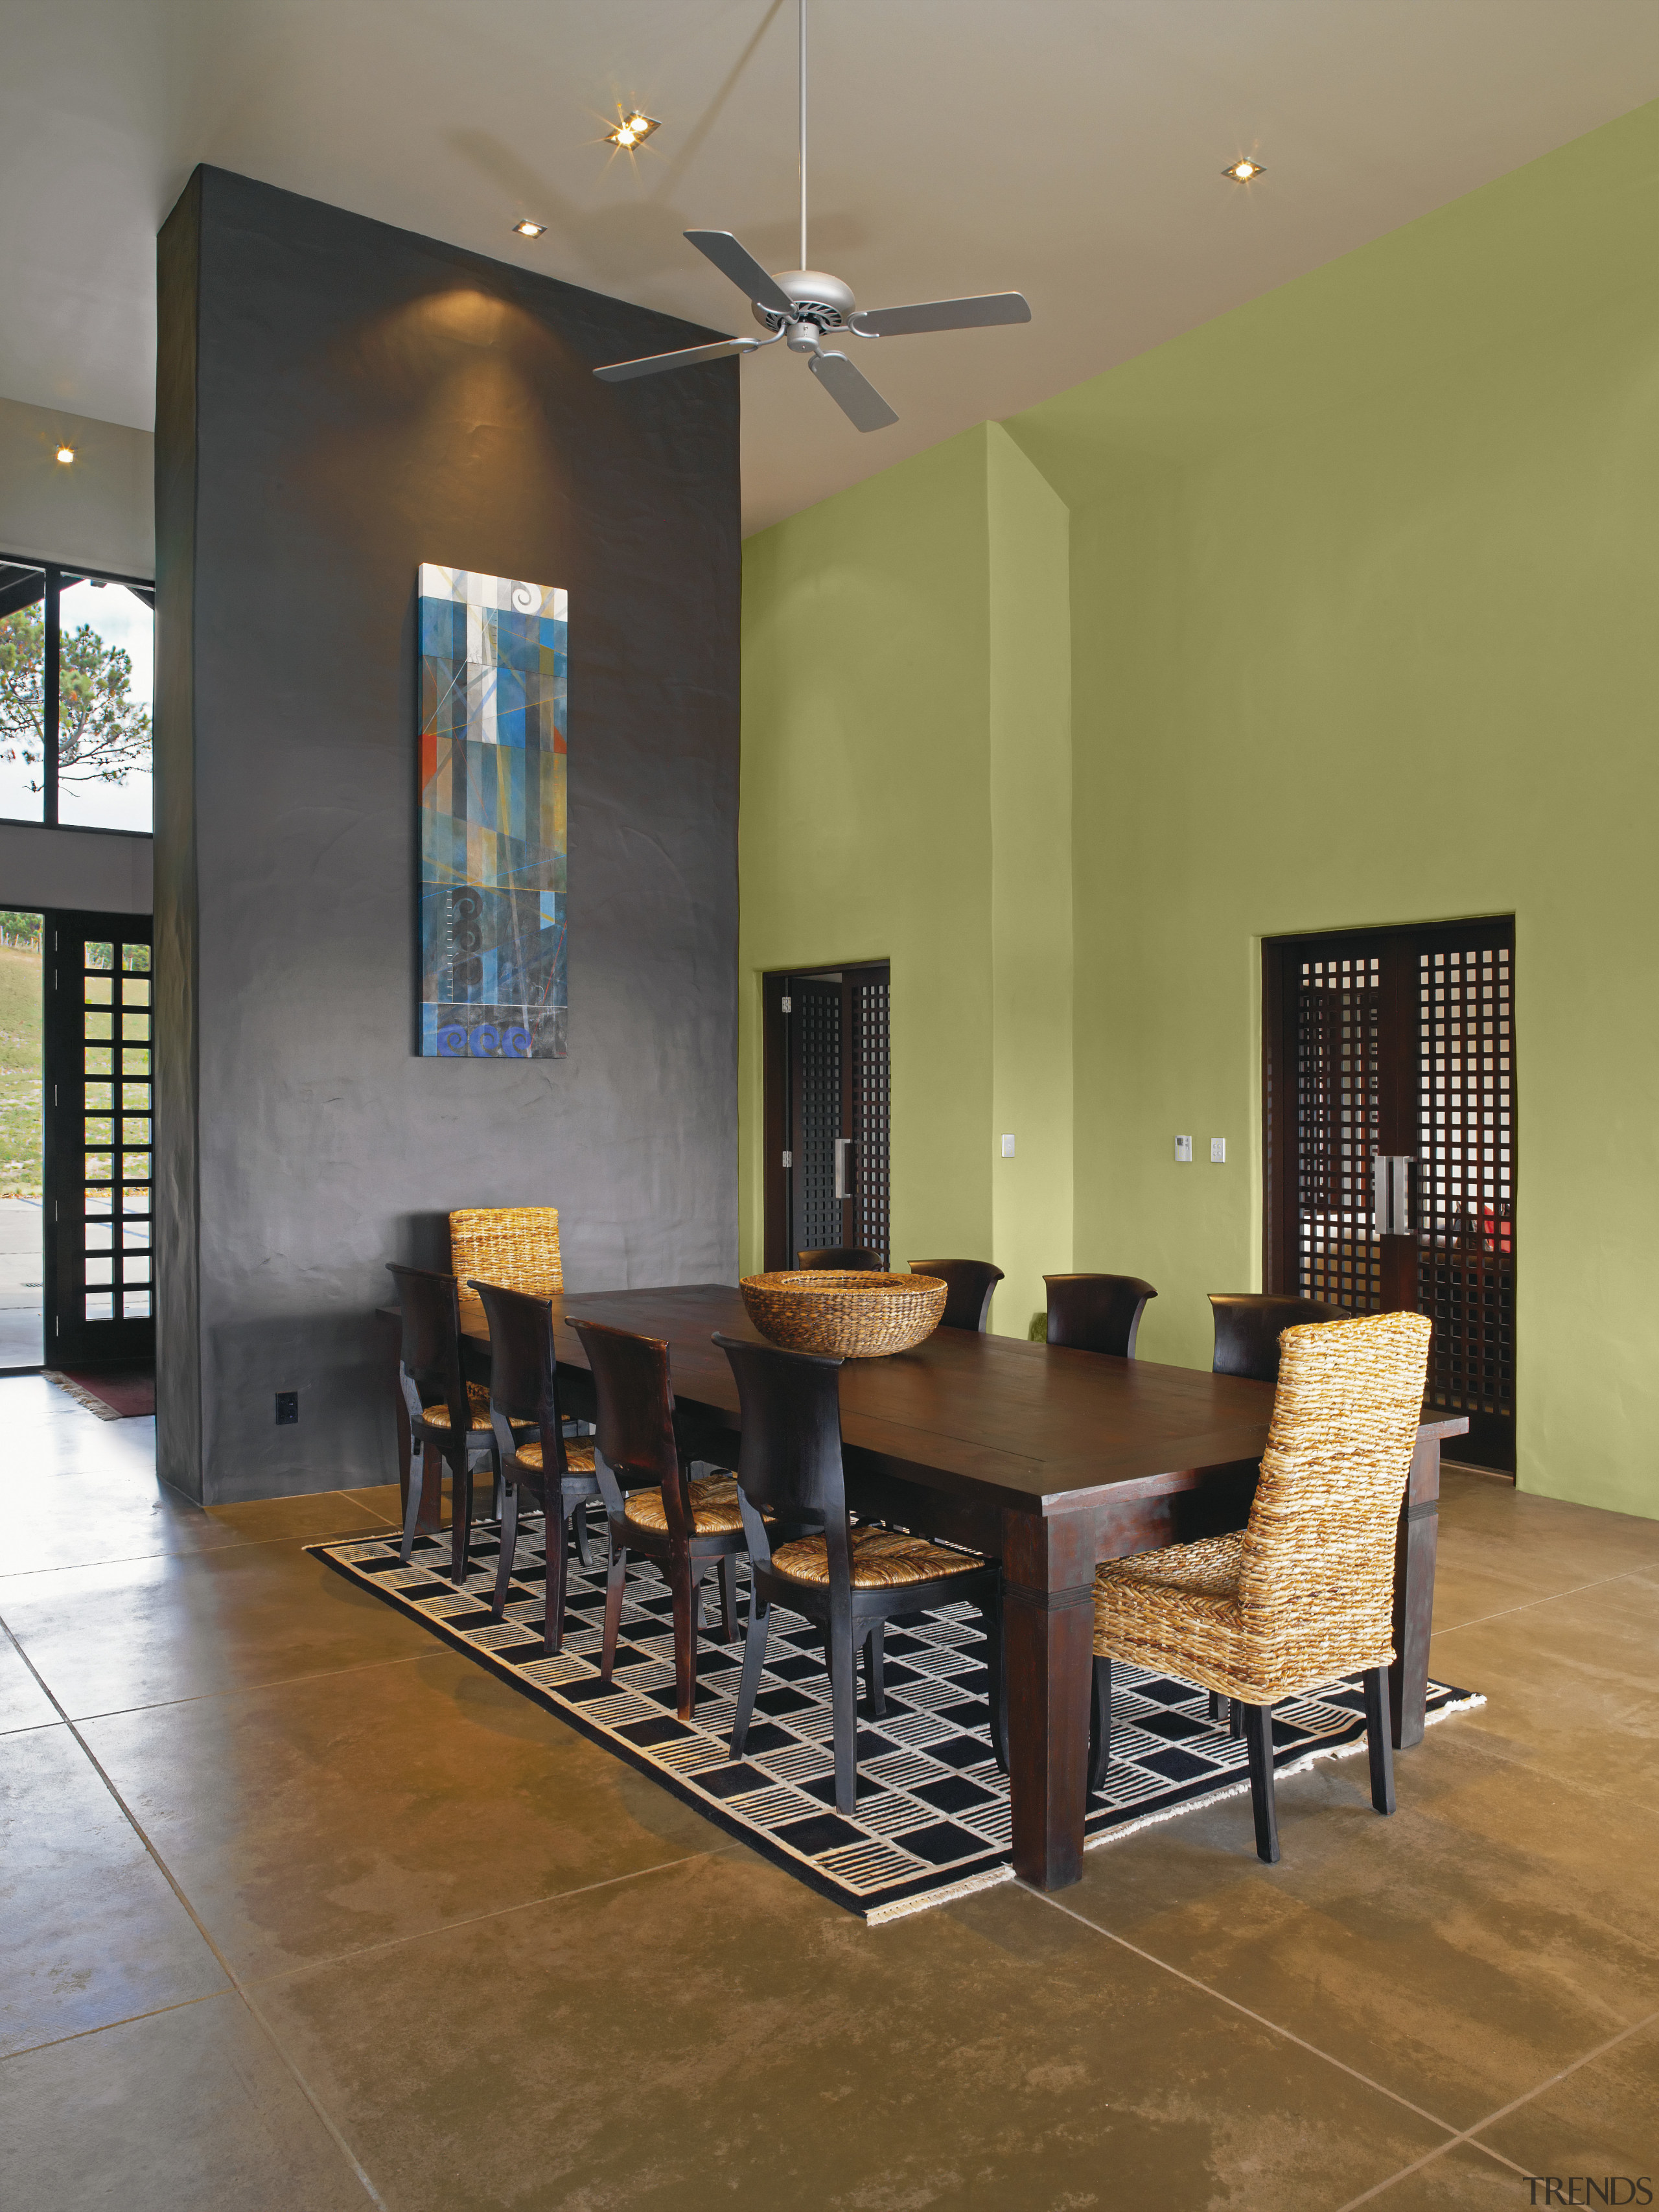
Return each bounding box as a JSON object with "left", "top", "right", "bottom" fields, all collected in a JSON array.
[{"left": 1175, "top": 1135, "right": 1193, "bottom": 1163}]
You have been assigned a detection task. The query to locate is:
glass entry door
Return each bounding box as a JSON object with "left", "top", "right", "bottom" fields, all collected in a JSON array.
[{"left": 43, "top": 911, "right": 155, "bottom": 1367}]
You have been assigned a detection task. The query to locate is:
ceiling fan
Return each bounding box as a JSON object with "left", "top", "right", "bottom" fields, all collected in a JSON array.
[{"left": 592, "top": 0, "right": 1031, "bottom": 432}]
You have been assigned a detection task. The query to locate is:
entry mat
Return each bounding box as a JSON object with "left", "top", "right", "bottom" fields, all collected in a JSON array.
[{"left": 312, "top": 1519, "right": 1482, "bottom": 1925}]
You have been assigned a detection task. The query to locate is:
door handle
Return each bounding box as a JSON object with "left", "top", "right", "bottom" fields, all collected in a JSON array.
[
  {"left": 834, "top": 1137, "right": 852, "bottom": 1201},
  {"left": 1373, "top": 1154, "right": 1415, "bottom": 1237}
]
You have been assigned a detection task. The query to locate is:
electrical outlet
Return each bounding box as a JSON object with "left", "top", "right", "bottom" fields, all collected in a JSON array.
[
  {"left": 1211, "top": 1138, "right": 1227, "bottom": 1163},
  {"left": 1175, "top": 1135, "right": 1193, "bottom": 1163},
  {"left": 275, "top": 1391, "right": 299, "bottom": 1425}
]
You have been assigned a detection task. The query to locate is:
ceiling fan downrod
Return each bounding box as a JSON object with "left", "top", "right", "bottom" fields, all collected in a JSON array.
[{"left": 590, "top": 0, "right": 1032, "bottom": 433}]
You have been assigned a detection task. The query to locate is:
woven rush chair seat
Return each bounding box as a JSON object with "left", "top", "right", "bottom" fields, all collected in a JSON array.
[
  {"left": 417, "top": 1380, "right": 494, "bottom": 1432},
  {"left": 772, "top": 1525, "right": 988, "bottom": 1590},
  {"left": 450, "top": 1207, "right": 563, "bottom": 1331},
  {"left": 1090, "top": 1309, "right": 1434, "bottom": 1863},
  {"left": 513, "top": 1436, "right": 596, "bottom": 1476},
  {"left": 624, "top": 1474, "right": 743, "bottom": 1536}
]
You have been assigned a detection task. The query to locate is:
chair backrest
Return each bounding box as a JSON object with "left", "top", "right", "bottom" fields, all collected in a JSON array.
[
  {"left": 1239, "top": 1310, "right": 1433, "bottom": 1660},
  {"left": 470, "top": 1278, "right": 567, "bottom": 1473},
  {"left": 713, "top": 1333, "right": 848, "bottom": 1533},
  {"left": 386, "top": 1261, "right": 467, "bottom": 1429},
  {"left": 796, "top": 1247, "right": 883, "bottom": 1272},
  {"left": 567, "top": 1315, "right": 682, "bottom": 1515},
  {"left": 1044, "top": 1273, "right": 1158, "bottom": 1359},
  {"left": 450, "top": 1207, "right": 562, "bottom": 1329},
  {"left": 1210, "top": 1293, "right": 1350, "bottom": 1385},
  {"left": 909, "top": 1258, "right": 1003, "bottom": 1333}
]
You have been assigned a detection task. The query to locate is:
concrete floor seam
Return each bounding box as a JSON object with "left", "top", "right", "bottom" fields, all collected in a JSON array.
[
  {"left": 1, "top": 1612, "right": 389, "bottom": 2209},
  {"left": 241, "top": 1848, "right": 726, "bottom": 1991},
  {"left": 56, "top": 1647, "right": 434, "bottom": 1725},
  {"left": 1427, "top": 1565, "right": 1653, "bottom": 1639},
  {"left": 0, "top": 1515, "right": 401, "bottom": 1584},
  {"left": 1331, "top": 2004, "right": 1659, "bottom": 2210},
  {"left": 1025, "top": 1884, "right": 1467, "bottom": 2143},
  {"left": 0, "top": 1986, "right": 232, "bottom": 2067}
]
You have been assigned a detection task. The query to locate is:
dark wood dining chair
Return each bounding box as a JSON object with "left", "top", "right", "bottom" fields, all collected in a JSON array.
[
  {"left": 387, "top": 1260, "right": 503, "bottom": 1586},
  {"left": 796, "top": 1247, "right": 883, "bottom": 1270},
  {"left": 909, "top": 1258, "right": 1003, "bottom": 1332},
  {"left": 1044, "top": 1273, "right": 1158, "bottom": 1359},
  {"left": 470, "top": 1279, "right": 600, "bottom": 1655},
  {"left": 1210, "top": 1293, "right": 1349, "bottom": 1384},
  {"left": 713, "top": 1331, "right": 1004, "bottom": 1815},
  {"left": 568, "top": 1315, "right": 747, "bottom": 1720}
]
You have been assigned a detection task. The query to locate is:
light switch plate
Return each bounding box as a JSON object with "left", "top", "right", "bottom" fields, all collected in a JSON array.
[
  {"left": 1211, "top": 1138, "right": 1227, "bottom": 1163},
  {"left": 1001, "top": 1133, "right": 1015, "bottom": 1158},
  {"left": 1175, "top": 1135, "right": 1192, "bottom": 1163}
]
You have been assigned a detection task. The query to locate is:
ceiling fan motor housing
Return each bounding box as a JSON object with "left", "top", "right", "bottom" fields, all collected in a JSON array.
[{"left": 753, "top": 269, "right": 857, "bottom": 335}]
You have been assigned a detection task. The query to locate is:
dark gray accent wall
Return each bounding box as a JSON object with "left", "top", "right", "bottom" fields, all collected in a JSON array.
[{"left": 155, "top": 167, "right": 740, "bottom": 1504}]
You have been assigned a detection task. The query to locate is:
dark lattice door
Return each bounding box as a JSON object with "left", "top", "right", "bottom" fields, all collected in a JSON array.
[
  {"left": 44, "top": 911, "right": 156, "bottom": 1367},
  {"left": 789, "top": 977, "right": 843, "bottom": 1263},
  {"left": 1416, "top": 934, "right": 1515, "bottom": 1465},
  {"left": 1269, "top": 919, "right": 1516, "bottom": 1471},
  {"left": 1294, "top": 950, "right": 1385, "bottom": 1312},
  {"left": 849, "top": 972, "right": 890, "bottom": 1263},
  {"left": 775, "top": 962, "right": 892, "bottom": 1269}
]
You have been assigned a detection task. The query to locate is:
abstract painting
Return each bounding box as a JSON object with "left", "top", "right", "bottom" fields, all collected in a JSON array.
[{"left": 417, "top": 565, "right": 567, "bottom": 1058}]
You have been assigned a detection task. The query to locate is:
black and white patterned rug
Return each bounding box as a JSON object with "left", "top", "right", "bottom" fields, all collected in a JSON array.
[{"left": 312, "top": 1517, "right": 1481, "bottom": 1924}]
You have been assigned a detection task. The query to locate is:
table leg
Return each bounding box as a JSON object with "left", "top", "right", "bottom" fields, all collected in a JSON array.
[
  {"left": 1390, "top": 1434, "right": 1441, "bottom": 1749},
  {"left": 1001, "top": 1509, "right": 1096, "bottom": 1891}
]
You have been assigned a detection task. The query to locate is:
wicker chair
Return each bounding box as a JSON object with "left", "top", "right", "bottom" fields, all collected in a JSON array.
[
  {"left": 449, "top": 1207, "right": 563, "bottom": 1334},
  {"left": 1089, "top": 1310, "right": 1433, "bottom": 1862}
]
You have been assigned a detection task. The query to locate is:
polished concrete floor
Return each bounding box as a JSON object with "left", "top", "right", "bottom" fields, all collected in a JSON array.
[{"left": 0, "top": 1377, "right": 1654, "bottom": 2211}]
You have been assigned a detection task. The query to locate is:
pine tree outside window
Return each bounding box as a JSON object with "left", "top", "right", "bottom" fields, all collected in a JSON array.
[{"left": 0, "top": 559, "right": 154, "bottom": 833}]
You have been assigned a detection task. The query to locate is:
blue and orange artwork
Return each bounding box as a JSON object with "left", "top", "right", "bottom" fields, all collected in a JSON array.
[{"left": 417, "top": 565, "right": 567, "bottom": 1058}]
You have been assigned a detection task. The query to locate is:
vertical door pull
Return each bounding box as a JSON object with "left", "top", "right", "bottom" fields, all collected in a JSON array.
[
  {"left": 833, "top": 1137, "right": 852, "bottom": 1200},
  {"left": 1373, "top": 1155, "right": 1415, "bottom": 1237}
]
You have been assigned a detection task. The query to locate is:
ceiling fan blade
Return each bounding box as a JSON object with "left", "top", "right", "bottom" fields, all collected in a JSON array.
[
  {"left": 594, "top": 337, "right": 756, "bottom": 383},
  {"left": 851, "top": 292, "right": 1031, "bottom": 338},
  {"left": 809, "top": 349, "right": 898, "bottom": 433},
  {"left": 684, "top": 230, "right": 795, "bottom": 317}
]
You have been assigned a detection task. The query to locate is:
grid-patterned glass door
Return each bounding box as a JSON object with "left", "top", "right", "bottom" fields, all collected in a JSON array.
[{"left": 45, "top": 911, "right": 155, "bottom": 1367}]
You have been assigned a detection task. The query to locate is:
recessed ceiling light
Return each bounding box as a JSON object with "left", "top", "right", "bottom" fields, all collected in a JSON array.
[
  {"left": 512, "top": 220, "right": 546, "bottom": 239},
  {"left": 1223, "top": 158, "right": 1265, "bottom": 183},
  {"left": 55, "top": 444, "right": 75, "bottom": 464},
  {"left": 607, "top": 110, "right": 660, "bottom": 152}
]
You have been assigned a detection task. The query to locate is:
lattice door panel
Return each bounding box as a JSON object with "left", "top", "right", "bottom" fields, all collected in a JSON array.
[
  {"left": 850, "top": 974, "right": 890, "bottom": 1265},
  {"left": 45, "top": 911, "right": 156, "bottom": 1366},
  {"left": 791, "top": 980, "right": 842, "bottom": 1261},
  {"left": 1417, "top": 941, "right": 1514, "bottom": 1452},
  {"left": 1294, "top": 952, "right": 1384, "bottom": 1314}
]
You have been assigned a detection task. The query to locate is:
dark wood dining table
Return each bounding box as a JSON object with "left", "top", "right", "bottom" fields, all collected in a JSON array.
[{"left": 430, "top": 1281, "right": 1465, "bottom": 1894}]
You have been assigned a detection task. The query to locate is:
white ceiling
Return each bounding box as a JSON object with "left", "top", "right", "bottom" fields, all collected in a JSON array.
[{"left": 3, "top": 1, "right": 1657, "bottom": 533}]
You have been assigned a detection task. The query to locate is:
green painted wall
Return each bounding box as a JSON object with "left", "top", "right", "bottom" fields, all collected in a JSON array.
[
  {"left": 739, "top": 423, "right": 1070, "bottom": 1327},
  {"left": 741, "top": 99, "right": 1659, "bottom": 1517}
]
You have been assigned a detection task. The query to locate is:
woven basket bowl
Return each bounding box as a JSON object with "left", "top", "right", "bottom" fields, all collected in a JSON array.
[{"left": 739, "top": 1271, "right": 948, "bottom": 1359}]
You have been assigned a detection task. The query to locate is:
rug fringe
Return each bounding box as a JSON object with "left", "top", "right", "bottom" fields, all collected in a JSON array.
[
  {"left": 43, "top": 1371, "right": 121, "bottom": 1423},
  {"left": 1081, "top": 1687, "right": 1488, "bottom": 1858},
  {"left": 866, "top": 1864, "right": 1015, "bottom": 1926}
]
